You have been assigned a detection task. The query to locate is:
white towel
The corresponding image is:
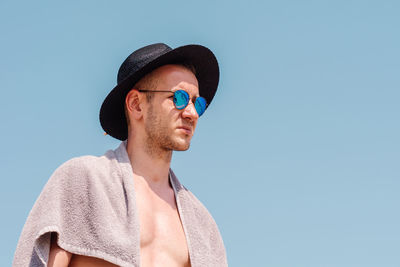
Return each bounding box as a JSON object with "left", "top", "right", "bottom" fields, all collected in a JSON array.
[{"left": 13, "top": 141, "right": 227, "bottom": 266}]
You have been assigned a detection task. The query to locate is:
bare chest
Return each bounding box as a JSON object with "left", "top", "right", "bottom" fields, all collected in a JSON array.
[{"left": 134, "top": 182, "right": 191, "bottom": 267}]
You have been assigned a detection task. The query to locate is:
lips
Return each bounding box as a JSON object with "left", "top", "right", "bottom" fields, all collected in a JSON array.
[{"left": 177, "top": 125, "right": 193, "bottom": 135}]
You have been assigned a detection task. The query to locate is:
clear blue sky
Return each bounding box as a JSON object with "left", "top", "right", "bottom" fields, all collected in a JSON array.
[{"left": 1, "top": 1, "right": 399, "bottom": 266}]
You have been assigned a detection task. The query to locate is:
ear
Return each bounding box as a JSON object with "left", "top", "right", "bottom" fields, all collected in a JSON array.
[{"left": 125, "top": 89, "right": 144, "bottom": 121}]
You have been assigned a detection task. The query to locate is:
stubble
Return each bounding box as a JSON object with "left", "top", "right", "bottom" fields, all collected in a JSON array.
[{"left": 144, "top": 103, "right": 190, "bottom": 161}]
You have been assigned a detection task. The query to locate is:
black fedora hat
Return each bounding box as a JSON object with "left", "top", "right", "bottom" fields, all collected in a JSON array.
[{"left": 99, "top": 43, "right": 219, "bottom": 141}]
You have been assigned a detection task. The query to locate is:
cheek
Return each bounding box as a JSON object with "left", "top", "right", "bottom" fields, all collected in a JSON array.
[{"left": 161, "top": 98, "right": 178, "bottom": 114}]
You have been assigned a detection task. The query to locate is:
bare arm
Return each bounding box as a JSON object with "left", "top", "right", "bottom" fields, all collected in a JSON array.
[
  {"left": 47, "top": 232, "right": 119, "bottom": 267},
  {"left": 48, "top": 233, "right": 72, "bottom": 267}
]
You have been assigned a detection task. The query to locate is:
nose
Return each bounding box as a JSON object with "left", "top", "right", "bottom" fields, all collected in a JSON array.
[{"left": 182, "top": 101, "right": 199, "bottom": 121}]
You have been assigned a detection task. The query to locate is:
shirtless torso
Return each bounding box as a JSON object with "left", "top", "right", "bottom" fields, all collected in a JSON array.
[
  {"left": 49, "top": 175, "right": 191, "bottom": 267},
  {"left": 133, "top": 174, "right": 191, "bottom": 267}
]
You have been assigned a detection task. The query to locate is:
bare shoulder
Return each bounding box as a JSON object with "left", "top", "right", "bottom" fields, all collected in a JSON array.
[
  {"left": 48, "top": 233, "right": 118, "bottom": 267},
  {"left": 48, "top": 234, "right": 72, "bottom": 267},
  {"left": 69, "top": 255, "right": 119, "bottom": 267}
]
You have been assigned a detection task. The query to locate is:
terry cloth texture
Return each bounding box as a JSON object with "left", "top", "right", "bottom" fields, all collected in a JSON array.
[{"left": 13, "top": 142, "right": 227, "bottom": 267}]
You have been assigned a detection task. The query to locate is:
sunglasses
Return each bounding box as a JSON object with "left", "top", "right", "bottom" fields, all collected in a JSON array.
[{"left": 138, "top": 89, "right": 207, "bottom": 116}]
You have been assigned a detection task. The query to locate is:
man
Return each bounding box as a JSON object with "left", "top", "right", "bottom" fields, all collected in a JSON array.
[{"left": 13, "top": 43, "right": 227, "bottom": 267}]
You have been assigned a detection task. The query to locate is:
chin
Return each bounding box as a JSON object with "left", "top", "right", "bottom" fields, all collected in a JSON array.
[
  {"left": 167, "top": 132, "right": 191, "bottom": 150},
  {"left": 171, "top": 138, "right": 191, "bottom": 151},
  {"left": 173, "top": 142, "right": 191, "bottom": 151}
]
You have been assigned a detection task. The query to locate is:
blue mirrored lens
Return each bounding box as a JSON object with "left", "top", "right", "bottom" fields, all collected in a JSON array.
[
  {"left": 173, "top": 90, "right": 189, "bottom": 110},
  {"left": 195, "top": 97, "right": 207, "bottom": 116}
]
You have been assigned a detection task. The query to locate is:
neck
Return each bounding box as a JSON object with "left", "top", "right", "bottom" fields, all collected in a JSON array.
[{"left": 125, "top": 136, "right": 172, "bottom": 189}]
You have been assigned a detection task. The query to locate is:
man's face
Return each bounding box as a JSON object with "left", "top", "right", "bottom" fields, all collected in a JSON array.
[{"left": 143, "top": 64, "right": 200, "bottom": 152}]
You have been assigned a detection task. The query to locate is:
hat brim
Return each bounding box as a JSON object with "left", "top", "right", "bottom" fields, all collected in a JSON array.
[{"left": 99, "top": 44, "right": 219, "bottom": 141}]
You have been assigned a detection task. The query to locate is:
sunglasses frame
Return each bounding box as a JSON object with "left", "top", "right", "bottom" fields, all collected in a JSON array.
[{"left": 137, "top": 89, "right": 208, "bottom": 116}]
